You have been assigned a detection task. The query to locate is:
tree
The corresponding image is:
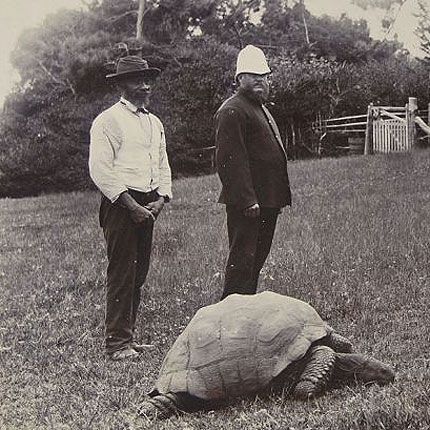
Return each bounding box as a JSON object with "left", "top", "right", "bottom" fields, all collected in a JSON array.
[
  {"left": 352, "top": 0, "right": 408, "bottom": 37},
  {"left": 136, "top": 0, "right": 218, "bottom": 44},
  {"left": 0, "top": 0, "right": 427, "bottom": 197},
  {"left": 196, "top": 0, "right": 262, "bottom": 47},
  {"left": 416, "top": 0, "right": 430, "bottom": 60},
  {"left": 269, "top": 55, "right": 362, "bottom": 157},
  {"left": 137, "top": 0, "right": 147, "bottom": 41}
]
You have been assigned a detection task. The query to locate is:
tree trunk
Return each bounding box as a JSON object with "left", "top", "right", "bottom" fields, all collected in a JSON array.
[
  {"left": 291, "top": 122, "right": 296, "bottom": 159},
  {"left": 299, "top": 0, "right": 310, "bottom": 45},
  {"left": 136, "top": 0, "right": 146, "bottom": 42}
]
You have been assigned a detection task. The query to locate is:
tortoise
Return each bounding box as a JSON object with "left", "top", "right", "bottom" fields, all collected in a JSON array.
[{"left": 138, "top": 291, "right": 394, "bottom": 419}]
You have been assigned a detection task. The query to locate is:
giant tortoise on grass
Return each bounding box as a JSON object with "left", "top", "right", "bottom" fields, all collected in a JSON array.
[{"left": 139, "top": 291, "right": 394, "bottom": 419}]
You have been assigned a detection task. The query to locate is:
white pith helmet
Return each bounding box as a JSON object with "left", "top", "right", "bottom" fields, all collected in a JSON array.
[{"left": 235, "top": 45, "right": 271, "bottom": 80}]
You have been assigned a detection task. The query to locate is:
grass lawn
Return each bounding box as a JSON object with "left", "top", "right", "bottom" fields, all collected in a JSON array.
[{"left": 1, "top": 149, "right": 430, "bottom": 429}]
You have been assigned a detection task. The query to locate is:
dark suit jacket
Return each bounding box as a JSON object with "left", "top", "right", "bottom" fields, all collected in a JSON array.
[{"left": 214, "top": 90, "right": 291, "bottom": 209}]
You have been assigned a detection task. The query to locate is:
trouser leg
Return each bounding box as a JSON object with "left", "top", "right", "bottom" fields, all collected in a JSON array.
[
  {"left": 250, "top": 208, "right": 279, "bottom": 290},
  {"left": 221, "top": 206, "right": 279, "bottom": 299},
  {"left": 131, "top": 220, "right": 154, "bottom": 333},
  {"left": 100, "top": 192, "right": 156, "bottom": 354},
  {"left": 103, "top": 215, "right": 139, "bottom": 354},
  {"left": 222, "top": 206, "right": 259, "bottom": 299}
]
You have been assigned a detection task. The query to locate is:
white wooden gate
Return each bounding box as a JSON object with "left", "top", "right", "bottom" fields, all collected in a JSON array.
[
  {"left": 372, "top": 118, "right": 409, "bottom": 153},
  {"left": 367, "top": 100, "right": 417, "bottom": 154}
]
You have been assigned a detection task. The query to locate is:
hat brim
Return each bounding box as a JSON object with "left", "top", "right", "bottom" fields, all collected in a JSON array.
[
  {"left": 106, "top": 68, "right": 161, "bottom": 80},
  {"left": 235, "top": 70, "right": 272, "bottom": 80}
]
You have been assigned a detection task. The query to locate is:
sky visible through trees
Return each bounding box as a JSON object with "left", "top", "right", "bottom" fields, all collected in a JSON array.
[{"left": 0, "top": 0, "right": 424, "bottom": 105}]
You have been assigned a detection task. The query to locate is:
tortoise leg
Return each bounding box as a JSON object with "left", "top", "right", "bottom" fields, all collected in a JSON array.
[
  {"left": 138, "top": 392, "right": 207, "bottom": 420},
  {"left": 138, "top": 392, "right": 182, "bottom": 420},
  {"left": 323, "top": 325, "right": 353, "bottom": 353},
  {"left": 324, "top": 332, "right": 353, "bottom": 353},
  {"left": 333, "top": 353, "right": 395, "bottom": 386},
  {"left": 293, "top": 345, "right": 336, "bottom": 400}
]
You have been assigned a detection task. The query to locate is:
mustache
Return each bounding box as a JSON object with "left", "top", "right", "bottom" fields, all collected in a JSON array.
[{"left": 252, "top": 83, "right": 269, "bottom": 90}]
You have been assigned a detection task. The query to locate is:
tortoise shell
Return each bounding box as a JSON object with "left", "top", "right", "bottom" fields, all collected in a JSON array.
[{"left": 155, "top": 291, "right": 328, "bottom": 400}]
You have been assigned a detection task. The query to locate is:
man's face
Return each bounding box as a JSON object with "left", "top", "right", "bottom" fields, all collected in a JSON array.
[
  {"left": 237, "top": 73, "right": 270, "bottom": 103},
  {"left": 119, "top": 74, "right": 154, "bottom": 106}
]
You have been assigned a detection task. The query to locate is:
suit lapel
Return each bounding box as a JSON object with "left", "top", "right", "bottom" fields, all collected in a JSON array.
[{"left": 261, "top": 105, "right": 287, "bottom": 157}]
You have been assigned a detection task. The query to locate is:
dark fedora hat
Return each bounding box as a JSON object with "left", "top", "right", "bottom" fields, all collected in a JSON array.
[{"left": 106, "top": 55, "right": 161, "bottom": 80}]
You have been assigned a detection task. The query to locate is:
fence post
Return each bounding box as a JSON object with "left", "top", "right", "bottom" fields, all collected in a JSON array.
[
  {"left": 407, "top": 97, "right": 417, "bottom": 149},
  {"left": 364, "top": 103, "right": 373, "bottom": 155}
]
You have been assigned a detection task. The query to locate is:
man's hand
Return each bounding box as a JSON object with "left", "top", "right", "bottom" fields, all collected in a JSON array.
[
  {"left": 243, "top": 203, "right": 260, "bottom": 218},
  {"left": 118, "top": 192, "right": 155, "bottom": 224},
  {"left": 145, "top": 197, "right": 165, "bottom": 218},
  {"left": 129, "top": 205, "right": 155, "bottom": 224}
]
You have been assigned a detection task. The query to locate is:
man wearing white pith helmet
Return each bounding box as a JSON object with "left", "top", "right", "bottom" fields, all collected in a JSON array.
[{"left": 215, "top": 45, "right": 291, "bottom": 300}]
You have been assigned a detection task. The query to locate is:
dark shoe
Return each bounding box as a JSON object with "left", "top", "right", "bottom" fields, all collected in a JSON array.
[
  {"left": 109, "top": 347, "right": 139, "bottom": 361},
  {"left": 131, "top": 341, "right": 155, "bottom": 353}
]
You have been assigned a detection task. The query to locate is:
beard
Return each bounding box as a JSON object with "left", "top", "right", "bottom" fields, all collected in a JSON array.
[
  {"left": 240, "top": 82, "right": 270, "bottom": 104},
  {"left": 135, "top": 90, "right": 150, "bottom": 107},
  {"left": 253, "top": 85, "right": 269, "bottom": 103},
  {"left": 122, "top": 87, "right": 151, "bottom": 107}
]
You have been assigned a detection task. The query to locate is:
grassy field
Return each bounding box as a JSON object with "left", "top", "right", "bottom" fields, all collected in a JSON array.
[{"left": 1, "top": 149, "right": 430, "bottom": 429}]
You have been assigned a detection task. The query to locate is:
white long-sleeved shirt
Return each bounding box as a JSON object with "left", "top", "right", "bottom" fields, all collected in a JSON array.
[{"left": 89, "top": 97, "right": 172, "bottom": 202}]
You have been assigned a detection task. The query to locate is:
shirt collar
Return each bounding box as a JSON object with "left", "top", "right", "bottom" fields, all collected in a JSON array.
[{"left": 120, "top": 97, "right": 149, "bottom": 114}]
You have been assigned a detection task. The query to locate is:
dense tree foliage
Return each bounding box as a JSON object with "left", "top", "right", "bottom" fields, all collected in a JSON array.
[{"left": 0, "top": 0, "right": 428, "bottom": 197}]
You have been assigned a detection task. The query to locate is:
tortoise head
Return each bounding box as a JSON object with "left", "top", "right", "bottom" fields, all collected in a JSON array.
[{"left": 334, "top": 353, "right": 395, "bottom": 385}]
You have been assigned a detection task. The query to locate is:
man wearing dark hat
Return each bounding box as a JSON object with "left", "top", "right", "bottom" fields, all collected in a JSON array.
[
  {"left": 215, "top": 45, "right": 291, "bottom": 300},
  {"left": 89, "top": 56, "right": 172, "bottom": 360}
]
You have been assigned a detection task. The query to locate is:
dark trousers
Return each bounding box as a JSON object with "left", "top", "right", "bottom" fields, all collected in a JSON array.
[
  {"left": 221, "top": 206, "right": 279, "bottom": 300},
  {"left": 99, "top": 190, "right": 158, "bottom": 354}
]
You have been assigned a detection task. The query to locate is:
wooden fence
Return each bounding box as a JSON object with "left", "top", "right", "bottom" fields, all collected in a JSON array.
[
  {"left": 313, "top": 97, "right": 430, "bottom": 155},
  {"left": 312, "top": 111, "right": 367, "bottom": 155}
]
